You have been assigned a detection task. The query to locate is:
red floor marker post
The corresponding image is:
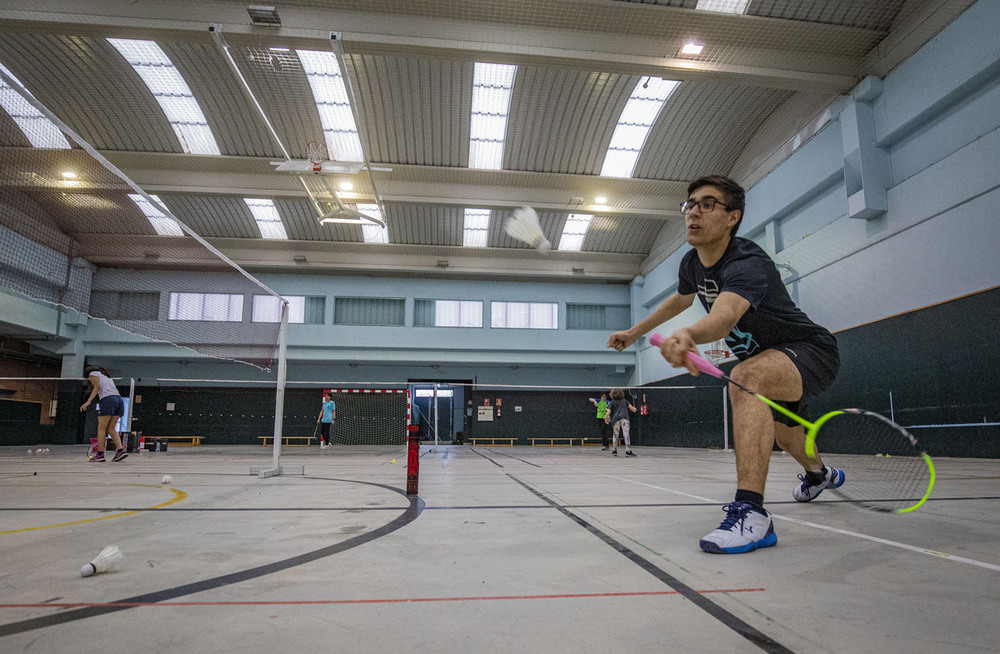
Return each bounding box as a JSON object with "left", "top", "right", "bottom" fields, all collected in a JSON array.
[{"left": 406, "top": 425, "right": 420, "bottom": 495}]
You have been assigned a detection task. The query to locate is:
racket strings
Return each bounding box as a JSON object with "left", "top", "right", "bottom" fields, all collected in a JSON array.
[{"left": 816, "top": 411, "right": 932, "bottom": 512}]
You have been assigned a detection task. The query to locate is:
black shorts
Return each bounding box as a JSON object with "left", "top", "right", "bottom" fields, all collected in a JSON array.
[
  {"left": 768, "top": 336, "right": 840, "bottom": 427},
  {"left": 96, "top": 395, "right": 125, "bottom": 417},
  {"left": 320, "top": 422, "right": 332, "bottom": 439}
]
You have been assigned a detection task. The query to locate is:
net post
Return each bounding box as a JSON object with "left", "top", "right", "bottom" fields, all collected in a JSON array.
[
  {"left": 261, "top": 302, "right": 290, "bottom": 478},
  {"left": 406, "top": 425, "right": 420, "bottom": 495}
]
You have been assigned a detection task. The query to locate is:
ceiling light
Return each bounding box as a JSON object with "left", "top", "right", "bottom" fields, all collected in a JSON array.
[
  {"left": 339, "top": 181, "right": 354, "bottom": 191},
  {"left": 60, "top": 171, "right": 77, "bottom": 179},
  {"left": 594, "top": 196, "right": 607, "bottom": 205},
  {"left": 247, "top": 5, "right": 281, "bottom": 27},
  {"left": 269, "top": 47, "right": 289, "bottom": 52},
  {"left": 680, "top": 43, "right": 704, "bottom": 56}
]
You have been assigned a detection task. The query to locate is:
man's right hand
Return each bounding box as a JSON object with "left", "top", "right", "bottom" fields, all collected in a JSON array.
[{"left": 607, "top": 330, "right": 637, "bottom": 352}]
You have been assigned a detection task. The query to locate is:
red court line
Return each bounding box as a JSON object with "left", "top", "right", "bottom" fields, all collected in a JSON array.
[{"left": 2, "top": 588, "right": 764, "bottom": 609}]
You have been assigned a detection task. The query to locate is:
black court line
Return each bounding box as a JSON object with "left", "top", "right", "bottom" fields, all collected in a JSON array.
[
  {"left": 0, "top": 485, "right": 423, "bottom": 638},
  {"left": 506, "top": 473, "right": 795, "bottom": 654},
  {"left": 468, "top": 447, "right": 542, "bottom": 467}
]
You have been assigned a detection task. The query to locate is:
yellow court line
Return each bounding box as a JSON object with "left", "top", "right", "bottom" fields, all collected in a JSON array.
[{"left": 0, "top": 485, "right": 188, "bottom": 535}]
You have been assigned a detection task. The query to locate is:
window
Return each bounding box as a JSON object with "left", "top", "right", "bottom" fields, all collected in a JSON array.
[
  {"left": 108, "top": 39, "right": 220, "bottom": 155},
  {"left": 334, "top": 297, "right": 405, "bottom": 326},
  {"left": 600, "top": 77, "right": 679, "bottom": 178},
  {"left": 566, "top": 304, "right": 631, "bottom": 330},
  {"left": 243, "top": 198, "right": 288, "bottom": 240},
  {"left": 356, "top": 203, "right": 388, "bottom": 243},
  {"left": 414, "top": 300, "right": 483, "bottom": 327},
  {"left": 129, "top": 193, "right": 184, "bottom": 236},
  {"left": 0, "top": 62, "right": 71, "bottom": 149},
  {"left": 491, "top": 301, "right": 558, "bottom": 329},
  {"left": 469, "top": 63, "right": 516, "bottom": 169},
  {"left": 558, "top": 213, "right": 593, "bottom": 251},
  {"left": 463, "top": 209, "right": 490, "bottom": 247},
  {"left": 297, "top": 49, "right": 364, "bottom": 162},
  {"left": 90, "top": 291, "right": 160, "bottom": 320},
  {"left": 252, "top": 295, "right": 325, "bottom": 324},
  {"left": 168, "top": 293, "right": 243, "bottom": 321}
]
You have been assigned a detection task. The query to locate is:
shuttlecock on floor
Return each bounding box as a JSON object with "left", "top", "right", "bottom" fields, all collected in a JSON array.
[
  {"left": 389, "top": 458, "right": 396, "bottom": 464},
  {"left": 81, "top": 545, "right": 123, "bottom": 577},
  {"left": 161, "top": 475, "right": 173, "bottom": 484},
  {"left": 27, "top": 449, "right": 34, "bottom": 455},
  {"left": 504, "top": 206, "right": 551, "bottom": 252}
]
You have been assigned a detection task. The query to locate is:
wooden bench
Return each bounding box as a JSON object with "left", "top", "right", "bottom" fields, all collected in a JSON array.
[
  {"left": 582, "top": 437, "right": 623, "bottom": 447},
  {"left": 529, "top": 437, "right": 577, "bottom": 447},
  {"left": 258, "top": 435, "right": 316, "bottom": 447},
  {"left": 154, "top": 436, "right": 204, "bottom": 446},
  {"left": 469, "top": 437, "right": 517, "bottom": 447}
]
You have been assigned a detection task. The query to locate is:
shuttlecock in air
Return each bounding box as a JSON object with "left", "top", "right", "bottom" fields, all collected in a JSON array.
[
  {"left": 504, "top": 206, "right": 551, "bottom": 252},
  {"left": 81, "top": 545, "right": 124, "bottom": 577},
  {"left": 161, "top": 475, "right": 173, "bottom": 485}
]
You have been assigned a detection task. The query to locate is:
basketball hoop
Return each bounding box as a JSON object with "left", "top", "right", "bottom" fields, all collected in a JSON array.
[
  {"left": 705, "top": 350, "right": 731, "bottom": 366},
  {"left": 305, "top": 140, "right": 328, "bottom": 173}
]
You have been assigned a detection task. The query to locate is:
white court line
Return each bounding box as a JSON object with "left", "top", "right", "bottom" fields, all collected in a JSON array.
[{"left": 597, "top": 473, "right": 1000, "bottom": 573}]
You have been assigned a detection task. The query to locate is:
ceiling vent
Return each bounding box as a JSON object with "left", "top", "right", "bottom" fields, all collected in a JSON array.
[{"left": 247, "top": 5, "right": 281, "bottom": 27}]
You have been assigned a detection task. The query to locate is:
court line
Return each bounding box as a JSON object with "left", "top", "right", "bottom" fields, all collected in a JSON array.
[
  {"left": 0, "top": 487, "right": 423, "bottom": 637},
  {"left": 507, "top": 472, "right": 794, "bottom": 654},
  {"left": 1, "top": 588, "right": 765, "bottom": 609},
  {"left": 0, "top": 486, "right": 187, "bottom": 535},
  {"left": 599, "top": 474, "right": 1000, "bottom": 573}
]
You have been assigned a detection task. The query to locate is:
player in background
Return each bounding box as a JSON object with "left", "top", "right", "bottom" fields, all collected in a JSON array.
[{"left": 318, "top": 392, "right": 337, "bottom": 449}]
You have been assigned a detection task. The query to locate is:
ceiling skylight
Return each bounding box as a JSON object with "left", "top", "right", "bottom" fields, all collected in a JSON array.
[
  {"left": 469, "top": 63, "right": 517, "bottom": 170},
  {"left": 297, "top": 50, "right": 364, "bottom": 162},
  {"left": 108, "top": 39, "right": 219, "bottom": 155},
  {"left": 357, "top": 203, "right": 388, "bottom": 243},
  {"left": 600, "top": 77, "right": 679, "bottom": 178},
  {"left": 244, "top": 198, "right": 288, "bottom": 240},
  {"left": 696, "top": 0, "right": 750, "bottom": 14},
  {"left": 463, "top": 208, "right": 490, "bottom": 247},
  {"left": 558, "top": 213, "right": 593, "bottom": 251},
  {"left": 129, "top": 193, "right": 184, "bottom": 236},
  {"left": 0, "top": 63, "right": 71, "bottom": 149}
]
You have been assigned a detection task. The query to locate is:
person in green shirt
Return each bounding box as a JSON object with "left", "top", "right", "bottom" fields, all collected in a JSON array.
[{"left": 589, "top": 393, "right": 610, "bottom": 450}]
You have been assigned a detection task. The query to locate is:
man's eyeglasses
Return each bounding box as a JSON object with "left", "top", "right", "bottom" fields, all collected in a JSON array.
[{"left": 680, "top": 197, "right": 731, "bottom": 214}]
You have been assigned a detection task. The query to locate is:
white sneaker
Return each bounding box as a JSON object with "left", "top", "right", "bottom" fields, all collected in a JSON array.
[
  {"left": 319, "top": 443, "right": 327, "bottom": 449},
  {"left": 792, "top": 467, "right": 845, "bottom": 502},
  {"left": 699, "top": 502, "right": 777, "bottom": 554}
]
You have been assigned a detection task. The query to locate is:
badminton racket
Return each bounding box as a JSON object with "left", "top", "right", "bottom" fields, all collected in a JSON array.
[{"left": 648, "top": 333, "right": 935, "bottom": 513}]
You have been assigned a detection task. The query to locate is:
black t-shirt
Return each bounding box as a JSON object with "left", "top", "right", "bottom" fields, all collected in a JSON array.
[
  {"left": 608, "top": 398, "right": 632, "bottom": 422},
  {"left": 677, "top": 237, "right": 835, "bottom": 360}
]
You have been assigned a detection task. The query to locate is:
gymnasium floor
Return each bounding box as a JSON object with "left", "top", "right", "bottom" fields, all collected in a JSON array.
[{"left": 1, "top": 444, "right": 998, "bottom": 653}]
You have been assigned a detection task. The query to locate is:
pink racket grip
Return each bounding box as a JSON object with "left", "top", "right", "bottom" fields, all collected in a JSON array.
[{"left": 647, "top": 333, "right": 726, "bottom": 379}]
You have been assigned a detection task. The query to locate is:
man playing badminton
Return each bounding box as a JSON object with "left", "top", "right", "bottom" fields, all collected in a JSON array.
[{"left": 607, "top": 175, "right": 842, "bottom": 554}]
